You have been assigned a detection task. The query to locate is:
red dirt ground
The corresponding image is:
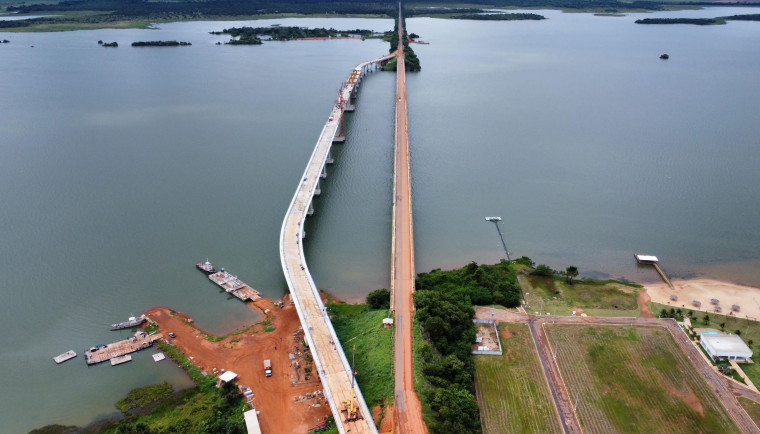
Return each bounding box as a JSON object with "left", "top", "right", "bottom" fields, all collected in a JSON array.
[{"left": 144, "top": 296, "right": 330, "bottom": 433}]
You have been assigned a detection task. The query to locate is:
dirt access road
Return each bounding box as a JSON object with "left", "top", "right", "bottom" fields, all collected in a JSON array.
[
  {"left": 476, "top": 307, "right": 760, "bottom": 433},
  {"left": 391, "top": 5, "right": 427, "bottom": 434},
  {"left": 145, "top": 297, "right": 330, "bottom": 433}
]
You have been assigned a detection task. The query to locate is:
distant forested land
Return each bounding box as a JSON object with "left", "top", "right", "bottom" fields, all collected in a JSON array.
[
  {"left": 131, "top": 41, "right": 191, "bottom": 46},
  {"left": 636, "top": 17, "right": 720, "bottom": 24},
  {"left": 449, "top": 12, "right": 546, "bottom": 20},
  {"left": 3, "top": 0, "right": 759, "bottom": 30},
  {"left": 1, "top": 0, "right": 397, "bottom": 29},
  {"left": 636, "top": 14, "right": 760, "bottom": 25}
]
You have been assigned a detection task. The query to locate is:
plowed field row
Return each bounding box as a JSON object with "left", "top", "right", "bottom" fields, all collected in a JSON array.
[
  {"left": 474, "top": 323, "right": 563, "bottom": 433},
  {"left": 545, "top": 324, "right": 736, "bottom": 433}
]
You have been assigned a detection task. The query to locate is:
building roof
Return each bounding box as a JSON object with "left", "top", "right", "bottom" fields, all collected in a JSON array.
[
  {"left": 702, "top": 334, "right": 752, "bottom": 356},
  {"left": 635, "top": 254, "right": 659, "bottom": 263},
  {"left": 244, "top": 409, "right": 262, "bottom": 434},
  {"left": 218, "top": 371, "right": 238, "bottom": 383}
]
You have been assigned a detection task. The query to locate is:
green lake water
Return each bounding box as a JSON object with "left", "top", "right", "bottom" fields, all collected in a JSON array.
[{"left": 1, "top": 9, "right": 759, "bottom": 431}]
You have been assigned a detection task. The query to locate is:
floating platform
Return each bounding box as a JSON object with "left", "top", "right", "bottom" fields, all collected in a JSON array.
[
  {"left": 152, "top": 352, "right": 165, "bottom": 362},
  {"left": 84, "top": 332, "right": 162, "bottom": 365},
  {"left": 53, "top": 350, "right": 77, "bottom": 364},
  {"left": 208, "top": 269, "right": 261, "bottom": 301},
  {"left": 110, "top": 355, "right": 132, "bottom": 366}
]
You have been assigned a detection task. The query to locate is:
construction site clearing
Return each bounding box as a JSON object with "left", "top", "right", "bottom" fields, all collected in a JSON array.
[{"left": 143, "top": 295, "right": 335, "bottom": 433}]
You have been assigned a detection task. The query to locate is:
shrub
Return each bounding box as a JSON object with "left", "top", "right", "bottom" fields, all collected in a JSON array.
[{"left": 367, "top": 288, "right": 391, "bottom": 310}]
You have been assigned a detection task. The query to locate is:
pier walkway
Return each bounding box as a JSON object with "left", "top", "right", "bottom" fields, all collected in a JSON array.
[{"left": 279, "top": 52, "right": 394, "bottom": 434}]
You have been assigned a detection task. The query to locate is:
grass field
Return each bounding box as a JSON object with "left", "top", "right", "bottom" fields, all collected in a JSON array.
[
  {"left": 519, "top": 273, "right": 640, "bottom": 317},
  {"left": 738, "top": 398, "right": 760, "bottom": 427},
  {"left": 474, "top": 323, "right": 562, "bottom": 433},
  {"left": 327, "top": 302, "right": 394, "bottom": 411},
  {"left": 545, "top": 325, "right": 735, "bottom": 433}
]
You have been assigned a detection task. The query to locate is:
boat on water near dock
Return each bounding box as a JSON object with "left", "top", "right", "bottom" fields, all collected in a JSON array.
[
  {"left": 53, "top": 350, "right": 77, "bottom": 364},
  {"left": 110, "top": 315, "right": 147, "bottom": 330},
  {"left": 196, "top": 259, "right": 216, "bottom": 275}
]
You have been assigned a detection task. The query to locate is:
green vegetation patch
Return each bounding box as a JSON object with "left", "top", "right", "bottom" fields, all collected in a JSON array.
[
  {"left": 519, "top": 271, "right": 640, "bottom": 317},
  {"left": 115, "top": 382, "right": 174, "bottom": 412},
  {"left": 328, "top": 301, "right": 394, "bottom": 410},
  {"left": 474, "top": 323, "right": 562, "bottom": 433},
  {"left": 738, "top": 398, "right": 760, "bottom": 427},
  {"left": 545, "top": 325, "right": 736, "bottom": 433}
]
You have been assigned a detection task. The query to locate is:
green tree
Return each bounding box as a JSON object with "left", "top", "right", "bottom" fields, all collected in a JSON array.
[
  {"left": 565, "top": 266, "right": 579, "bottom": 284},
  {"left": 366, "top": 288, "right": 391, "bottom": 310},
  {"left": 703, "top": 314, "right": 710, "bottom": 324},
  {"left": 531, "top": 264, "right": 554, "bottom": 277}
]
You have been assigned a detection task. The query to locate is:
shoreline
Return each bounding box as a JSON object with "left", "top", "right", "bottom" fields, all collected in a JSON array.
[{"left": 645, "top": 278, "right": 760, "bottom": 320}]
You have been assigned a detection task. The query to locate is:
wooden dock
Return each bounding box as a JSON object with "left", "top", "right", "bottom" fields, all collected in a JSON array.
[
  {"left": 84, "top": 332, "right": 163, "bottom": 365},
  {"left": 652, "top": 263, "right": 675, "bottom": 290},
  {"left": 635, "top": 253, "right": 674, "bottom": 290}
]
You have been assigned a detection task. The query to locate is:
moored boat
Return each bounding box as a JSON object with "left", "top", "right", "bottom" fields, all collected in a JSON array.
[
  {"left": 110, "top": 315, "right": 146, "bottom": 330},
  {"left": 196, "top": 259, "right": 216, "bottom": 275}
]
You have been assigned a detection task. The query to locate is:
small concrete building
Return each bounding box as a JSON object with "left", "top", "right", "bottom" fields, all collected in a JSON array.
[{"left": 700, "top": 334, "right": 753, "bottom": 362}]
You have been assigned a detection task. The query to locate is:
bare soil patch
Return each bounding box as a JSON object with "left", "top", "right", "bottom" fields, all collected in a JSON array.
[{"left": 144, "top": 296, "right": 329, "bottom": 433}]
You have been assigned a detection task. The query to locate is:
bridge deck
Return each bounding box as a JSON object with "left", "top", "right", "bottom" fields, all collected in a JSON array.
[{"left": 279, "top": 54, "right": 393, "bottom": 434}]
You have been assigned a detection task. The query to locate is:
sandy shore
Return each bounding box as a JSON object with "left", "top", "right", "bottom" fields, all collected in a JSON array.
[{"left": 645, "top": 278, "right": 760, "bottom": 320}]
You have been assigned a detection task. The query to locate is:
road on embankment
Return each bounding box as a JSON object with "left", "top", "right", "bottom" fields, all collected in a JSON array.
[{"left": 391, "top": 4, "right": 427, "bottom": 434}]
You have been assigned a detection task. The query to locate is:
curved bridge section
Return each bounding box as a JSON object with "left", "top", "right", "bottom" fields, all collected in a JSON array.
[{"left": 279, "top": 53, "right": 394, "bottom": 434}]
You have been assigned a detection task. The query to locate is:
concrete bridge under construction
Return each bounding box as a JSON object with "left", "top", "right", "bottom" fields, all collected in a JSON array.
[{"left": 279, "top": 52, "right": 395, "bottom": 434}]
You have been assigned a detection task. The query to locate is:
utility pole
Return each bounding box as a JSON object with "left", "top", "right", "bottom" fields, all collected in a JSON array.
[
  {"left": 574, "top": 391, "right": 579, "bottom": 412},
  {"left": 553, "top": 342, "right": 558, "bottom": 360}
]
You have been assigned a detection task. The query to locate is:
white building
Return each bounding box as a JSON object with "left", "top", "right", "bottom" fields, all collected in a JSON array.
[{"left": 700, "top": 334, "right": 753, "bottom": 362}]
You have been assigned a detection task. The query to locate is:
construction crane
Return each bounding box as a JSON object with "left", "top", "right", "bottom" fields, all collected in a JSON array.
[{"left": 342, "top": 345, "right": 363, "bottom": 422}]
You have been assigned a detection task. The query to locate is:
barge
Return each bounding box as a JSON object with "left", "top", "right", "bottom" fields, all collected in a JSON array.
[{"left": 208, "top": 268, "right": 261, "bottom": 302}]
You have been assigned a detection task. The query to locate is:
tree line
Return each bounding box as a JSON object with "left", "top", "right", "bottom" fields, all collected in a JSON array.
[{"left": 412, "top": 260, "right": 532, "bottom": 432}]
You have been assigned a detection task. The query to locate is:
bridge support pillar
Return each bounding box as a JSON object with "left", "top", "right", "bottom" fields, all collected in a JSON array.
[
  {"left": 326, "top": 149, "right": 334, "bottom": 165},
  {"left": 307, "top": 201, "right": 314, "bottom": 217},
  {"left": 320, "top": 165, "right": 327, "bottom": 179},
  {"left": 314, "top": 179, "right": 321, "bottom": 196}
]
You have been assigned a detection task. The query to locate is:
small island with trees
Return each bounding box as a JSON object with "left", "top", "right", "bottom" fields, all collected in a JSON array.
[
  {"left": 131, "top": 41, "right": 191, "bottom": 47},
  {"left": 211, "top": 26, "right": 377, "bottom": 45},
  {"left": 636, "top": 14, "right": 760, "bottom": 26}
]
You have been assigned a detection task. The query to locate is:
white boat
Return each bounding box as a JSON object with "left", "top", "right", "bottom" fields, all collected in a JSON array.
[{"left": 53, "top": 350, "right": 77, "bottom": 364}]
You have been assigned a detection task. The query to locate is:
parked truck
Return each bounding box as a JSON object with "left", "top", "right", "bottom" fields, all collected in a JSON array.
[{"left": 264, "top": 359, "right": 272, "bottom": 377}]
